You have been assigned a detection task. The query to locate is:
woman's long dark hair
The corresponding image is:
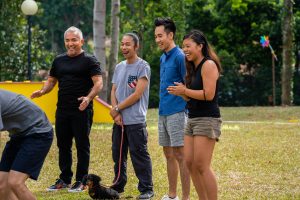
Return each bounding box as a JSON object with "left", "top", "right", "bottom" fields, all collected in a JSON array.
[{"left": 183, "top": 30, "right": 222, "bottom": 87}]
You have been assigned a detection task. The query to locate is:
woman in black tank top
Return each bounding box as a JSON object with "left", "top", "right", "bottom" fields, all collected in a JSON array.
[{"left": 167, "top": 30, "right": 222, "bottom": 200}]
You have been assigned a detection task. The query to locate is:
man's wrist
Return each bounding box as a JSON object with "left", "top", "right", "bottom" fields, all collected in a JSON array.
[
  {"left": 40, "top": 89, "right": 45, "bottom": 95},
  {"left": 113, "top": 105, "right": 120, "bottom": 113}
]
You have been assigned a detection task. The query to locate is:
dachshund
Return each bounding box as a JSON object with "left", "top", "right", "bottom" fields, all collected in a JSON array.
[{"left": 82, "top": 174, "right": 120, "bottom": 199}]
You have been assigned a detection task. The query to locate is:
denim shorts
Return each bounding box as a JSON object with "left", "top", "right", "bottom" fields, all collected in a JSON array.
[
  {"left": 158, "top": 111, "right": 186, "bottom": 147},
  {"left": 185, "top": 117, "right": 222, "bottom": 141},
  {"left": 0, "top": 130, "right": 53, "bottom": 180}
]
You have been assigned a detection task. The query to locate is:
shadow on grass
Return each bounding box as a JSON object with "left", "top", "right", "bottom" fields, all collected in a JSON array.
[
  {"left": 34, "top": 190, "right": 91, "bottom": 200},
  {"left": 35, "top": 190, "right": 135, "bottom": 200}
]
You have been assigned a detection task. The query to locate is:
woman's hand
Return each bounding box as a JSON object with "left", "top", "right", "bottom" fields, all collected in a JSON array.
[
  {"left": 167, "top": 82, "right": 186, "bottom": 95},
  {"left": 167, "top": 82, "right": 190, "bottom": 101}
]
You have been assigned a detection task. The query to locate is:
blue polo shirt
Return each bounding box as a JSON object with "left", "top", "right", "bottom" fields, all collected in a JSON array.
[{"left": 159, "top": 46, "right": 186, "bottom": 116}]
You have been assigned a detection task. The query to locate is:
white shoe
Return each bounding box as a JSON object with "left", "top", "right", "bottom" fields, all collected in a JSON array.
[{"left": 161, "top": 194, "right": 179, "bottom": 200}]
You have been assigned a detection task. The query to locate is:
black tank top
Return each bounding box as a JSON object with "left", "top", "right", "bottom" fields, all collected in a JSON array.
[{"left": 187, "top": 58, "right": 220, "bottom": 118}]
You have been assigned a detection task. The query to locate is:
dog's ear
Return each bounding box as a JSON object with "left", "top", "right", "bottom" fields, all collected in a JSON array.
[{"left": 90, "top": 174, "right": 101, "bottom": 183}]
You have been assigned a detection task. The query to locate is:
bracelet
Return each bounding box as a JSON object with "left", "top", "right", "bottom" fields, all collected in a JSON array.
[{"left": 113, "top": 105, "right": 120, "bottom": 113}]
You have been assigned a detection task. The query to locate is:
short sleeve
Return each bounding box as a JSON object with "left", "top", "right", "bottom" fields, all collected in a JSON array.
[
  {"left": 112, "top": 62, "right": 124, "bottom": 84},
  {"left": 89, "top": 56, "right": 102, "bottom": 77},
  {"left": 138, "top": 62, "right": 151, "bottom": 81},
  {"left": 49, "top": 59, "right": 57, "bottom": 78}
]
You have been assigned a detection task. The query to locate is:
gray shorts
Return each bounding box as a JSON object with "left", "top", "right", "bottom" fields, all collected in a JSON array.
[
  {"left": 158, "top": 111, "right": 186, "bottom": 147},
  {"left": 185, "top": 117, "right": 222, "bottom": 141}
]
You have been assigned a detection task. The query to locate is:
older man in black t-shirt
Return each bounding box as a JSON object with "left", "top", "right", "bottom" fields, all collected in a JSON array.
[{"left": 31, "top": 26, "right": 103, "bottom": 192}]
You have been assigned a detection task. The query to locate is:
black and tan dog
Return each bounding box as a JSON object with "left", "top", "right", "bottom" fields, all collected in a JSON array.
[{"left": 82, "top": 174, "right": 120, "bottom": 199}]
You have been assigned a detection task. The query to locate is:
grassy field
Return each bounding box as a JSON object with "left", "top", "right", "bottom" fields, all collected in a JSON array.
[{"left": 0, "top": 107, "right": 300, "bottom": 200}]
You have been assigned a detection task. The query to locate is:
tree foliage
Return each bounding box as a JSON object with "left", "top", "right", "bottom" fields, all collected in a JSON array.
[
  {"left": 1, "top": 0, "right": 299, "bottom": 106},
  {"left": 37, "top": 0, "right": 94, "bottom": 53},
  {"left": 0, "top": 0, "right": 54, "bottom": 81},
  {"left": 187, "top": 0, "right": 284, "bottom": 105}
]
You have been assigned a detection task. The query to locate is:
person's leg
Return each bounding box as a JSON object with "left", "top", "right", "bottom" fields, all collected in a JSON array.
[
  {"left": 7, "top": 131, "right": 53, "bottom": 199},
  {"left": 193, "top": 136, "right": 217, "bottom": 200},
  {"left": 163, "top": 146, "right": 178, "bottom": 198},
  {"left": 7, "top": 170, "right": 36, "bottom": 200},
  {"left": 56, "top": 110, "right": 73, "bottom": 184},
  {"left": 72, "top": 109, "right": 93, "bottom": 182},
  {"left": 127, "top": 124, "right": 153, "bottom": 194},
  {"left": 184, "top": 135, "right": 207, "bottom": 200},
  {"left": 173, "top": 146, "right": 190, "bottom": 200},
  {"left": 0, "top": 139, "right": 21, "bottom": 200},
  {"left": 111, "top": 123, "right": 128, "bottom": 192},
  {"left": 167, "top": 112, "right": 190, "bottom": 200},
  {"left": 0, "top": 171, "right": 17, "bottom": 200},
  {"left": 0, "top": 171, "right": 8, "bottom": 199},
  {"left": 159, "top": 115, "right": 178, "bottom": 198}
]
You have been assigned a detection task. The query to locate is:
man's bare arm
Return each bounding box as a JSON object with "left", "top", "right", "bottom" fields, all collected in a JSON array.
[{"left": 31, "top": 76, "right": 57, "bottom": 99}]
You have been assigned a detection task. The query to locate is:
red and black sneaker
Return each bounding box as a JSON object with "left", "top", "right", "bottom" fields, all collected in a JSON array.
[
  {"left": 46, "top": 179, "right": 70, "bottom": 192},
  {"left": 68, "top": 181, "right": 87, "bottom": 193}
]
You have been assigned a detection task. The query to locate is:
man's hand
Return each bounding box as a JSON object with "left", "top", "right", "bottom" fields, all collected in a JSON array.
[
  {"left": 110, "top": 106, "right": 119, "bottom": 119},
  {"left": 78, "top": 96, "right": 91, "bottom": 111},
  {"left": 31, "top": 90, "right": 44, "bottom": 99},
  {"left": 114, "top": 114, "right": 123, "bottom": 126}
]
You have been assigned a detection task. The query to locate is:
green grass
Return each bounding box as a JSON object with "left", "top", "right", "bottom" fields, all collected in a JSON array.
[{"left": 0, "top": 107, "right": 300, "bottom": 199}]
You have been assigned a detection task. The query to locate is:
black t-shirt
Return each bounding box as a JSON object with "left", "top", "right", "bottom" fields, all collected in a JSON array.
[
  {"left": 187, "top": 58, "right": 220, "bottom": 118},
  {"left": 50, "top": 52, "right": 102, "bottom": 110}
]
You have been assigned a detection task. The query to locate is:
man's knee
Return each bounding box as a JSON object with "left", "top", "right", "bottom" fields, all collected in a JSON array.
[
  {"left": 7, "top": 172, "right": 28, "bottom": 193},
  {"left": 0, "top": 173, "right": 8, "bottom": 192},
  {"left": 7, "top": 178, "right": 27, "bottom": 195},
  {"left": 163, "top": 147, "right": 176, "bottom": 160},
  {"left": 0, "top": 180, "right": 7, "bottom": 193},
  {"left": 173, "top": 147, "right": 184, "bottom": 162}
]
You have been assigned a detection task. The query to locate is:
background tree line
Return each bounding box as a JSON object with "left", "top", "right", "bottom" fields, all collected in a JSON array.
[{"left": 0, "top": 0, "right": 299, "bottom": 107}]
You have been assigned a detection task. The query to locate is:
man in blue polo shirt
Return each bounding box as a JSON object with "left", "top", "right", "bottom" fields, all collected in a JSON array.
[{"left": 154, "top": 18, "right": 190, "bottom": 200}]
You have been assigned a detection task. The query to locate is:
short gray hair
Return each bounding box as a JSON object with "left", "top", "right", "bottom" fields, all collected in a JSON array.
[{"left": 64, "top": 26, "right": 83, "bottom": 40}]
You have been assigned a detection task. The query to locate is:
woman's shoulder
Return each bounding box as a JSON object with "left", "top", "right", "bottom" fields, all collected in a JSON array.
[{"left": 202, "top": 59, "right": 219, "bottom": 73}]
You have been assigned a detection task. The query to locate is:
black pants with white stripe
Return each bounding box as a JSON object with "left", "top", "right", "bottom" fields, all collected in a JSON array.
[{"left": 111, "top": 123, "right": 153, "bottom": 193}]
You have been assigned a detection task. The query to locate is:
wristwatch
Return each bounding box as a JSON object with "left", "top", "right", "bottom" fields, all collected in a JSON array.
[{"left": 114, "top": 105, "right": 120, "bottom": 113}]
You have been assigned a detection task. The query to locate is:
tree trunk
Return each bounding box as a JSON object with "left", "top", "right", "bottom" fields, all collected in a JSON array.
[
  {"left": 93, "top": 0, "right": 107, "bottom": 101},
  {"left": 281, "top": 0, "right": 294, "bottom": 105},
  {"left": 107, "top": 0, "right": 120, "bottom": 103},
  {"left": 138, "top": 0, "right": 144, "bottom": 58}
]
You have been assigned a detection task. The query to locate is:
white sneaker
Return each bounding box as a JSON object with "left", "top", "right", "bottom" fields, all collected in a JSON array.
[{"left": 161, "top": 194, "right": 179, "bottom": 200}]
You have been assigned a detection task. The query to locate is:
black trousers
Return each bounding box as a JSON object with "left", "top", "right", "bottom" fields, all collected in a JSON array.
[
  {"left": 55, "top": 108, "right": 93, "bottom": 184},
  {"left": 111, "top": 123, "right": 153, "bottom": 193}
]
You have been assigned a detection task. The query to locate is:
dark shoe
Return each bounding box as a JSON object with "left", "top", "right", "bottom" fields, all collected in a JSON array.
[
  {"left": 110, "top": 185, "right": 124, "bottom": 193},
  {"left": 68, "top": 181, "right": 87, "bottom": 193},
  {"left": 138, "top": 190, "right": 154, "bottom": 199},
  {"left": 46, "top": 179, "right": 70, "bottom": 191}
]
